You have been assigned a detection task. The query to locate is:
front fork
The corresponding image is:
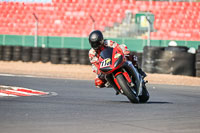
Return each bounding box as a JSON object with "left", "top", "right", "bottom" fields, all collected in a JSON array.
[{"left": 106, "top": 74, "right": 122, "bottom": 94}]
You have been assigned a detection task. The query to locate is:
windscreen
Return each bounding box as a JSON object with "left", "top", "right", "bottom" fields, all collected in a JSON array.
[{"left": 100, "top": 47, "right": 113, "bottom": 59}]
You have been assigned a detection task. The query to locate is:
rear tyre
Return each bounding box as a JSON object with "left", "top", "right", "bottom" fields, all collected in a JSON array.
[
  {"left": 116, "top": 74, "right": 139, "bottom": 103},
  {"left": 139, "top": 82, "right": 149, "bottom": 103}
]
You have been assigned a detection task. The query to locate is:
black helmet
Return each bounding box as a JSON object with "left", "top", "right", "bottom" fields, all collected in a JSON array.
[{"left": 89, "top": 30, "right": 104, "bottom": 50}]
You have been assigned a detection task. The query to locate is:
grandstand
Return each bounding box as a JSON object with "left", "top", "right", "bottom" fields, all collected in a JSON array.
[{"left": 0, "top": 0, "right": 200, "bottom": 41}]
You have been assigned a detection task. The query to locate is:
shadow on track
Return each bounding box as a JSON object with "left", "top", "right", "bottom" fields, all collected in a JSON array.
[
  {"left": 100, "top": 100, "right": 173, "bottom": 104},
  {"left": 146, "top": 101, "right": 173, "bottom": 104}
]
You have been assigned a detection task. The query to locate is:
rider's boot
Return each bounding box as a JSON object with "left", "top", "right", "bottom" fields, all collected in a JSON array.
[{"left": 95, "top": 74, "right": 106, "bottom": 88}]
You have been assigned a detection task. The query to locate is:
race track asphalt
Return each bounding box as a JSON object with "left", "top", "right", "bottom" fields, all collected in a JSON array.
[{"left": 0, "top": 75, "right": 200, "bottom": 133}]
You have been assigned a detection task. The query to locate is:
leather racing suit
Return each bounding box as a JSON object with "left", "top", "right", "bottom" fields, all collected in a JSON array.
[{"left": 89, "top": 39, "right": 143, "bottom": 88}]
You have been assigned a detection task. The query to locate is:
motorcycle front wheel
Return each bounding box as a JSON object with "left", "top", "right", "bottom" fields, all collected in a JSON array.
[{"left": 116, "top": 74, "right": 139, "bottom": 103}]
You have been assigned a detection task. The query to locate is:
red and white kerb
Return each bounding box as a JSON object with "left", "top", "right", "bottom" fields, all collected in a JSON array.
[{"left": 0, "top": 85, "right": 49, "bottom": 97}]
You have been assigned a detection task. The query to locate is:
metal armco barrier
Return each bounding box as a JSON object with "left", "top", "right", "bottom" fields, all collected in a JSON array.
[{"left": 142, "top": 46, "right": 195, "bottom": 76}]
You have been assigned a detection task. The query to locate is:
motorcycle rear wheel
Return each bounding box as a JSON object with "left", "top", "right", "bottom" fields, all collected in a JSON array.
[
  {"left": 139, "top": 82, "right": 149, "bottom": 103},
  {"left": 116, "top": 74, "right": 139, "bottom": 103}
]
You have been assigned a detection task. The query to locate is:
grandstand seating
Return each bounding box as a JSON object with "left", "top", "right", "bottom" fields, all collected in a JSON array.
[{"left": 0, "top": 0, "right": 199, "bottom": 41}]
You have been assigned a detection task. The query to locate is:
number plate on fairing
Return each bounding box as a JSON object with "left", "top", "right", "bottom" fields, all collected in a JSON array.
[{"left": 100, "top": 58, "right": 111, "bottom": 68}]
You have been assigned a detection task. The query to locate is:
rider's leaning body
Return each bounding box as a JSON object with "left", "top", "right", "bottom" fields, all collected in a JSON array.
[{"left": 88, "top": 30, "right": 146, "bottom": 88}]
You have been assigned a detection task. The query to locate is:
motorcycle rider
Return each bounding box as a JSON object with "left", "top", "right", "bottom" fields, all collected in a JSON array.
[{"left": 88, "top": 30, "right": 146, "bottom": 88}]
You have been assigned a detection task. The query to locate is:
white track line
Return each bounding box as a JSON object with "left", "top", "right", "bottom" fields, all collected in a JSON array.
[
  {"left": 0, "top": 74, "right": 37, "bottom": 78},
  {"left": 0, "top": 73, "right": 85, "bottom": 80}
]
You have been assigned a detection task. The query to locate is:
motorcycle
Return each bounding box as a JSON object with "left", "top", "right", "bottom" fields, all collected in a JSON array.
[{"left": 97, "top": 46, "right": 149, "bottom": 103}]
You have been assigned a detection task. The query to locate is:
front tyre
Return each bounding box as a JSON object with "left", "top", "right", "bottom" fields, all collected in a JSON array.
[{"left": 116, "top": 74, "right": 139, "bottom": 103}]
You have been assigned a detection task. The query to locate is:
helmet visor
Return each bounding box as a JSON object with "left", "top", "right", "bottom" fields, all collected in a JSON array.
[
  {"left": 91, "top": 40, "right": 104, "bottom": 50},
  {"left": 91, "top": 43, "right": 100, "bottom": 50}
]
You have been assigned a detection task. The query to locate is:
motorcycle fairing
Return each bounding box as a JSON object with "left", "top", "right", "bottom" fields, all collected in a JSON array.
[{"left": 99, "top": 47, "right": 125, "bottom": 74}]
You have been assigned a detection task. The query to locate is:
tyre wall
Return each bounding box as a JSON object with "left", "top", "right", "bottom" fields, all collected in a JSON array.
[
  {"left": 0, "top": 46, "right": 91, "bottom": 65},
  {"left": 142, "top": 46, "right": 196, "bottom": 76},
  {"left": 196, "top": 46, "right": 200, "bottom": 77},
  {"left": 0, "top": 45, "right": 199, "bottom": 77},
  {"left": 0, "top": 45, "right": 140, "bottom": 66}
]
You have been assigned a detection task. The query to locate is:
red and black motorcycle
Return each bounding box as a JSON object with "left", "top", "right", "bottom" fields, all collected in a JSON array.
[{"left": 97, "top": 46, "right": 149, "bottom": 103}]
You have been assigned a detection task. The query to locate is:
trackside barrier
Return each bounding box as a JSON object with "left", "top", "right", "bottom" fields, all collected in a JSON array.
[
  {"left": 13, "top": 46, "right": 22, "bottom": 61},
  {"left": 1, "top": 35, "right": 200, "bottom": 52},
  {"left": 142, "top": 46, "right": 165, "bottom": 73},
  {"left": 0, "top": 45, "right": 199, "bottom": 77},
  {"left": 0, "top": 45, "right": 140, "bottom": 65},
  {"left": 2, "top": 45, "right": 13, "bottom": 61},
  {"left": 196, "top": 46, "right": 200, "bottom": 77},
  {"left": 142, "top": 46, "right": 196, "bottom": 76},
  {"left": 0, "top": 46, "right": 91, "bottom": 65},
  {"left": 0, "top": 46, "right": 2, "bottom": 60}
]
